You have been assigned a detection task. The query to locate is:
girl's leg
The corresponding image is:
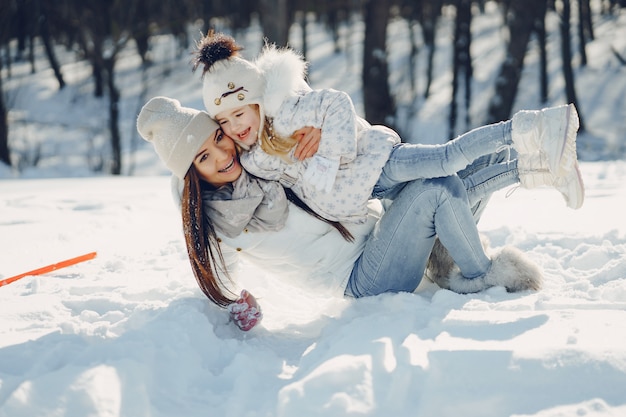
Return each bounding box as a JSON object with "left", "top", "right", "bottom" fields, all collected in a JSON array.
[
  {"left": 462, "top": 160, "right": 519, "bottom": 209},
  {"left": 374, "top": 121, "right": 512, "bottom": 197},
  {"left": 346, "top": 176, "right": 491, "bottom": 297},
  {"left": 459, "top": 145, "right": 584, "bottom": 212},
  {"left": 458, "top": 148, "right": 518, "bottom": 220},
  {"left": 376, "top": 104, "right": 580, "bottom": 206}
]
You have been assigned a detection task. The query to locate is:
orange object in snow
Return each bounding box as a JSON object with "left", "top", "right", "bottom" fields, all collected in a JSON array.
[{"left": 0, "top": 252, "right": 97, "bottom": 287}]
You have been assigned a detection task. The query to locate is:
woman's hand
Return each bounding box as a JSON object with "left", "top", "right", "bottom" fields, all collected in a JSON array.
[
  {"left": 228, "top": 289, "right": 262, "bottom": 331},
  {"left": 292, "top": 126, "right": 321, "bottom": 160}
]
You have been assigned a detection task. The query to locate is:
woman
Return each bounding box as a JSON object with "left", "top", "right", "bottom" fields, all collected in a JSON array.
[{"left": 137, "top": 96, "right": 553, "bottom": 332}]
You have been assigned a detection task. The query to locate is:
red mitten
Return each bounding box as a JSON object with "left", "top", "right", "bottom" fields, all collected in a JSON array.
[{"left": 227, "top": 290, "right": 262, "bottom": 331}]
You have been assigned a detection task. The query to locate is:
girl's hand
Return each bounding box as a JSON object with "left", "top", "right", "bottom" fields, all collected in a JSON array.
[
  {"left": 292, "top": 126, "right": 321, "bottom": 160},
  {"left": 227, "top": 289, "right": 262, "bottom": 331}
]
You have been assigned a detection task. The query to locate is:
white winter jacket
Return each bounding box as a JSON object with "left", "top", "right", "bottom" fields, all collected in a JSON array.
[
  {"left": 217, "top": 198, "right": 384, "bottom": 298},
  {"left": 171, "top": 174, "right": 382, "bottom": 298}
]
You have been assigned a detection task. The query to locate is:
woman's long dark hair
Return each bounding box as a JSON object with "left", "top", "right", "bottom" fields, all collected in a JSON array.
[
  {"left": 283, "top": 189, "right": 354, "bottom": 242},
  {"left": 182, "top": 168, "right": 236, "bottom": 307},
  {"left": 181, "top": 167, "right": 354, "bottom": 308}
]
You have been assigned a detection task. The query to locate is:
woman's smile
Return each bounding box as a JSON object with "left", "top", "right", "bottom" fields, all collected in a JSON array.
[{"left": 219, "top": 157, "right": 237, "bottom": 173}]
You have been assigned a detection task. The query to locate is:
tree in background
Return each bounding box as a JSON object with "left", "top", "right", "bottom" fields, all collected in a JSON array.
[
  {"left": 260, "top": 0, "right": 289, "bottom": 46},
  {"left": 362, "top": 0, "right": 395, "bottom": 126},
  {"left": 534, "top": 0, "right": 549, "bottom": 104},
  {"left": 0, "top": 58, "right": 9, "bottom": 167},
  {"left": 577, "top": 0, "right": 594, "bottom": 66},
  {"left": 61, "top": 0, "right": 140, "bottom": 174},
  {"left": 420, "top": 0, "right": 442, "bottom": 99},
  {"left": 559, "top": 0, "right": 585, "bottom": 131},
  {"left": 486, "top": 0, "right": 544, "bottom": 124},
  {"left": 0, "top": 0, "right": 10, "bottom": 167},
  {"left": 36, "top": 0, "right": 65, "bottom": 89},
  {"left": 449, "top": 0, "right": 473, "bottom": 138}
]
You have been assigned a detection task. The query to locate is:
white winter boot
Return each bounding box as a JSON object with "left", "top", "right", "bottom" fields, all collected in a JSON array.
[
  {"left": 444, "top": 246, "right": 544, "bottom": 294},
  {"left": 518, "top": 152, "right": 585, "bottom": 209},
  {"left": 511, "top": 103, "right": 579, "bottom": 176}
]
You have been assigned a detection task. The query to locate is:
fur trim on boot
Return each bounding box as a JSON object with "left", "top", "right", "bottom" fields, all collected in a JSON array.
[
  {"left": 444, "top": 246, "right": 543, "bottom": 294},
  {"left": 426, "top": 235, "right": 491, "bottom": 289},
  {"left": 483, "top": 246, "right": 543, "bottom": 292}
]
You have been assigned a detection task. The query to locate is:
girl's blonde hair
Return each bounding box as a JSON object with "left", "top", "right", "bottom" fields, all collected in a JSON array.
[{"left": 258, "top": 114, "right": 299, "bottom": 162}]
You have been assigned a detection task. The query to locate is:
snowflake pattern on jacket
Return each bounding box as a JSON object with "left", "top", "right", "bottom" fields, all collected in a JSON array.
[{"left": 240, "top": 48, "right": 399, "bottom": 223}]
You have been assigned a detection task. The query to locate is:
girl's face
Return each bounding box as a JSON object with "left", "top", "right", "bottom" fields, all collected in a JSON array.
[
  {"left": 192, "top": 129, "right": 242, "bottom": 187},
  {"left": 215, "top": 104, "right": 261, "bottom": 148}
]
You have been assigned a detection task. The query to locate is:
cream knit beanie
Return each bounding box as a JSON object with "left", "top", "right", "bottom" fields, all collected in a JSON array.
[{"left": 137, "top": 96, "right": 219, "bottom": 179}]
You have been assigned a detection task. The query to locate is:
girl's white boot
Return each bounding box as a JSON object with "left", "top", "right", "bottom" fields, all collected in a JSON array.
[
  {"left": 518, "top": 152, "right": 585, "bottom": 209},
  {"left": 512, "top": 103, "right": 579, "bottom": 176}
]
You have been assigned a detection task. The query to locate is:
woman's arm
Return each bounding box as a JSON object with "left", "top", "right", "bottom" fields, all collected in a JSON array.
[
  {"left": 289, "top": 90, "right": 360, "bottom": 193},
  {"left": 305, "top": 89, "right": 358, "bottom": 163},
  {"left": 292, "top": 126, "right": 321, "bottom": 160}
]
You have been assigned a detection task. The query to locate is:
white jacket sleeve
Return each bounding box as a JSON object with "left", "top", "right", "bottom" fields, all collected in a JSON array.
[
  {"left": 276, "top": 88, "right": 359, "bottom": 165},
  {"left": 306, "top": 89, "right": 359, "bottom": 164}
]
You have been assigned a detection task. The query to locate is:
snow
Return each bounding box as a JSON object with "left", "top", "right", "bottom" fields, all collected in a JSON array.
[{"left": 2, "top": 5, "right": 626, "bottom": 417}]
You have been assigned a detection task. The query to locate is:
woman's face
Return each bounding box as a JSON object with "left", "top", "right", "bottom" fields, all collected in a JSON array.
[
  {"left": 192, "top": 129, "right": 242, "bottom": 187},
  {"left": 215, "top": 104, "right": 261, "bottom": 148}
]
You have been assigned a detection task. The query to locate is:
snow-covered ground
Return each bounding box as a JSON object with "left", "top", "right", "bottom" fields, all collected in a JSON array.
[{"left": 2, "top": 4, "right": 626, "bottom": 417}]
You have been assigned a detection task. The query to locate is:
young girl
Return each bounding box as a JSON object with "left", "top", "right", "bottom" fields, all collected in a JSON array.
[
  {"left": 137, "top": 96, "right": 546, "bottom": 332},
  {"left": 191, "top": 32, "right": 584, "bottom": 226}
]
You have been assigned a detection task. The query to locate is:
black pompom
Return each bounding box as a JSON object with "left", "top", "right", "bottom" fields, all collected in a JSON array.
[{"left": 192, "top": 32, "right": 243, "bottom": 77}]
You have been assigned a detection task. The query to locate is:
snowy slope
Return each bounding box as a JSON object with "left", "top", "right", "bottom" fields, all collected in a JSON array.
[{"left": 1, "top": 162, "right": 626, "bottom": 417}]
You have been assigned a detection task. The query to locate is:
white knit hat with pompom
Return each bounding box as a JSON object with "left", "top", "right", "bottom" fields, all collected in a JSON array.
[{"left": 201, "top": 56, "right": 266, "bottom": 148}]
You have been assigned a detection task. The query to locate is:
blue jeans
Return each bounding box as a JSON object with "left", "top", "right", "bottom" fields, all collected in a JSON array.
[
  {"left": 373, "top": 120, "right": 513, "bottom": 199},
  {"left": 345, "top": 146, "right": 521, "bottom": 297},
  {"left": 459, "top": 148, "right": 519, "bottom": 220}
]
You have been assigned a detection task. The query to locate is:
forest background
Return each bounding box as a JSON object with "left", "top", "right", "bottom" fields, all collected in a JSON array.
[{"left": 2, "top": 0, "right": 625, "bottom": 177}]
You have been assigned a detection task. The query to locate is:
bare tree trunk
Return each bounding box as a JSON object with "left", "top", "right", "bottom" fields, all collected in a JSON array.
[
  {"left": 577, "top": 0, "right": 589, "bottom": 66},
  {"left": 260, "top": 0, "right": 289, "bottom": 46},
  {"left": 301, "top": 11, "right": 308, "bottom": 62},
  {"left": 450, "top": 0, "right": 472, "bottom": 139},
  {"left": 580, "top": 0, "right": 595, "bottom": 41},
  {"left": 38, "top": 1, "right": 65, "bottom": 89},
  {"left": 422, "top": 0, "right": 441, "bottom": 99},
  {"left": 78, "top": 26, "right": 105, "bottom": 98},
  {"left": 486, "top": 0, "right": 542, "bottom": 123},
  {"left": 105, "top": 57, "right": 122, "bottom": 175},
  {"left": 535, "top": 1, "right": 549, "bottom": 103},
  {"left": 327, "top": 7, "right": 341, "bottom": 53},
  {"left": 133, "top": 0, "right": 151, "bottom": 65},
  {"left": 560, "top": 0, "right": 585, "bottom": 131},
  {"left": 74, "top": 5, "right": 105, "bottom": 98},
  {"left": 0, "top": 1, "right": 14, "bottom": 77},
  {"left": 0, "top": 59, "right": 10, "bottom": 167},
  {"left": 409, "top": 20, "right": 419, "bottom": 94},
  {"left": 362, "top": 0, "right": 394, "bottom": 127},
  {"left": 28, "top": 33, "right": 35, "bottom": 73},
  {"left": 15, "top": 0, "right": 28, "bottom": 61}
]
